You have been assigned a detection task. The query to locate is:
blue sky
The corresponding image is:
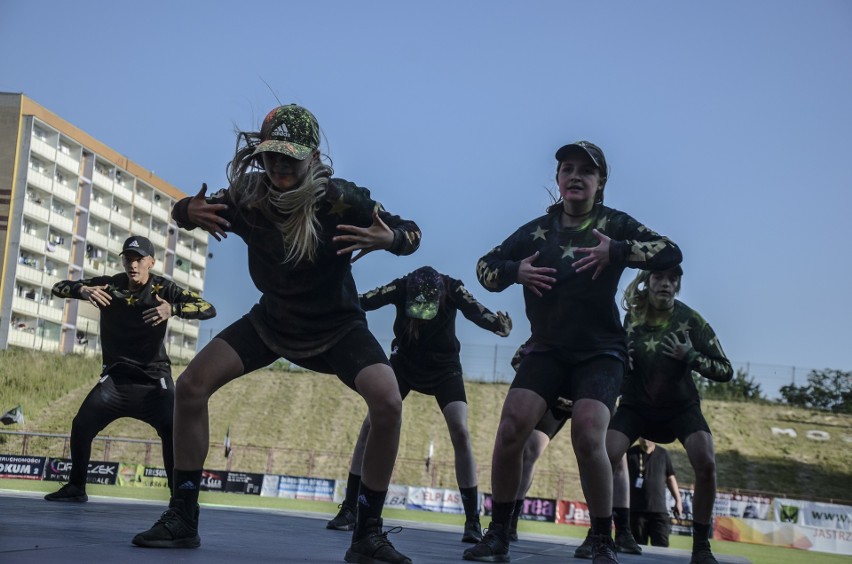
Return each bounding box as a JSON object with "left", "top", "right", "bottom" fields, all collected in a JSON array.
[{"left": 2, "top": 1, "right": 850, "bottom": 385}]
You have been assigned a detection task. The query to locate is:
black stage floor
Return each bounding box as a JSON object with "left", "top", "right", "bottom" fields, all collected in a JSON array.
[{"left": 0, "top": 491, "right": 750, "bottom": 563}]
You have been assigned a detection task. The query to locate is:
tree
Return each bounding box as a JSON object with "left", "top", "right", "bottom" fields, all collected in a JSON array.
[
  {"left": 695, "top": 368, "right": 764, "bottom": 401},
  {"left": 779, "top": 369, "right": 852, "bottom": 414}
]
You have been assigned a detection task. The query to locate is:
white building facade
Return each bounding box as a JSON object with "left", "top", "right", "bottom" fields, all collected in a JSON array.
[{"left": 0, "top": 93, "right": 208, "bottom": 362}]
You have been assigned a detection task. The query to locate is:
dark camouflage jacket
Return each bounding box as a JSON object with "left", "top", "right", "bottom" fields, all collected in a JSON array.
[
  {"left": 173, "top": 175, "right": 421, "bottom": 359},
  {"left": 53, "top": 274, "right": 215, "bottom": 376},
  {"left": 621, "top": 300, "right": 733, "bottom": 413},
  {"left": 477, "top": 205, "right": 681, "bottom": 357}
]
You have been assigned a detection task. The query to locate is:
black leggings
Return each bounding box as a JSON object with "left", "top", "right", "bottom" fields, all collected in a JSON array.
[{"left": 69, "top": 374, "right": 175, "bottom": 489}]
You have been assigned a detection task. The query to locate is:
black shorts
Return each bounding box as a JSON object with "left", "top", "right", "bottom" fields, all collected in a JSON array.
[
  {"left": 534, "top": 406, "right": 570, "bottom": 439},
  {"left": 216, "top": 315, "right": 389, "bottom": 390},
  {"left": 511, "top": 351, "right": 624, "bottom": 414},
  {"left": 609, "top": 402, "right": 711, "bottom": 445},
  {"left": 393, "top": 360, "right": 467, "bottom": 411}
]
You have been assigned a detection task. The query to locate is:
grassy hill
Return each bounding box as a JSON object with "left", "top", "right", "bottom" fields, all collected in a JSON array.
[{"left": 1, "top": 348, "right": 850, "bottom": 504}]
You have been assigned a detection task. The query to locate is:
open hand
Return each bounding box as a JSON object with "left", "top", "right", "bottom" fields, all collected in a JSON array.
[
  {"left": 80, "top": 285, "right": 112, "bottom": 308},
  {"left": 662, "top": 330, "right": 693, "bottom": 361},
  {"left": 517, "top": 251, "right": 557, "bottom": 297},
  {"left": 334, "top": 210, "right": 394, "bottom": 263},
  {"left": 495, "top": 311, "right": 512, "bottom": 337},
  {"left": 142, "top": 295, "right": 172, "bottom": 326},
  {"left": 188, "top": 183, "right": 230, "bottom": 241},
  {"left": 572, "top": 229, "right": 611, "bottom": 280}
]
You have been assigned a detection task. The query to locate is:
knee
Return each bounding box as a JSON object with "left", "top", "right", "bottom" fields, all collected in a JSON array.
[
  {"left": 174, "top": 368, "right": 212, "bottom": 406},
  {"left": 368, "top": 394, "right": 403, "bottom": 427},
  {"left": 447, "top": 423, "right": 470, "bottom": 447},
  {"left": 495, "top": 416, "right": 529, "bottom": 454},
  {"left": 693, "top": 456, "right": 717, "bottom": 482}
]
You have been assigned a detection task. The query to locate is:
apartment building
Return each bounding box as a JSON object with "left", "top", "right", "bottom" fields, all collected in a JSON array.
[{"left": 0, "top": 92, "right": 208, "bottom": 362}]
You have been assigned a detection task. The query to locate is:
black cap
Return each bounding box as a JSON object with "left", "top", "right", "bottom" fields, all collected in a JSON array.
[
  {"left": 555, "top": 140, "right": 607, "bottom": 172},
  {"left": 120, "top": 236, "right": 155, "bottom": 258},
  {"left": 649, "top": 264, "right": 684, "bottom": 276}
]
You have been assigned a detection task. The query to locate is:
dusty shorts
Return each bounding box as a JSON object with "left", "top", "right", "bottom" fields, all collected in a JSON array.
[
  {"left": 511, "top": 350, "right": 625, "bottom": 414},
  {"left": 608, "top": 402, "right": 711, "bottom": 444},
  {"left": 216, "top": 315, "right": 389, "bottom": 390}
]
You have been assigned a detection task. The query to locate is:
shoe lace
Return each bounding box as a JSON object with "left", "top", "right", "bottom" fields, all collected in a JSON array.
[
  {"left": 479, "top": 528, "right": 506, "bottom": 549},
  {"left": 154, "top": 508, "right": 181, "bottom": 526},
  {"left": 369, "top": 525, "right": 403, "bottom": 548}
]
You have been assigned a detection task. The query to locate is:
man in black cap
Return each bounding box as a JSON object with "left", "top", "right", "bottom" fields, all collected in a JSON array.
[{"left": 45, "top": 236, "right": 216, "bottom": 502}]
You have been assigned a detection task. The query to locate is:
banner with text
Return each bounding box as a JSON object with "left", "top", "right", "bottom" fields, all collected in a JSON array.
[
  {"left": 774, "top": 498, "right": 852, "bottom": 531},
  {"left": 43, "top": 457, "right": 118, "bottom": 485},
  {"left": 0, "top": 454, "right": 45, "bottom": 480},
  {"left": 715, "top": 516, "right": 852, "bottom": 556}
]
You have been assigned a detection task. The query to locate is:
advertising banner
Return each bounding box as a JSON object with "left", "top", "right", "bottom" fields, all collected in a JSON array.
[
  {"left": 408, "top": 487, "right": 462, "bottom": 513},
  {"left": 556, "top": 499, "right": 591, "bottom": 526},
  {"left": 199, "top": 469, "right": 227, "bottom": 492},
  {"left": 138, "top": 466, "right": 169, "bottom": 489},
  {"left": 225, "top": 471, "right": 264, "bottom": 495},
  {"left": 385, "top": 484, "right": 408, "bottom": 510},
  {"left": 117, "top": 463, "right": 141, "bottom": 486},
  {"left": 517, "top": 497, "right": 557, "bottom": 523},
  {"left": 0, "top": 454, "right": 45, "bottom": 480},
  {"left": 43, "top": 458, "right": 118, "bottom": 485},
  {"left": 716, "top": 516, "right": 852, "bottom": 556},
  {"left": 295, "top": 477, "right": 335, "bottom": 501},
  {"left": 774, "top": 498, "right": 852, "bottom": 530},
  {"left": 261, "top": 474, "right": 281, "bottom": 497}
]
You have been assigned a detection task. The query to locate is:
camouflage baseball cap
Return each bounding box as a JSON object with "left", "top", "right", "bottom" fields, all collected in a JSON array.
[
  {"left": 253, "top": 104, "right": 320, "bottom": 161},
  {"left": 405, "top": 266, "right": 444, "bottom": 320}
]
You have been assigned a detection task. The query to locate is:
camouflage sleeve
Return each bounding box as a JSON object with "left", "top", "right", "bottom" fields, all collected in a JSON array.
[
  {"left": 378, "top": 204, "right": 421, "bottom": 256},
  {"left": 158, "top": 279, "right": 217, "bottom": 321},
  {"left": 476, "top": 231, "right": 524, "bottom": 293},
  {"left": 52, "top": 276, "right": 109, "bottom": 299},
  {"left": 450, "top": 278, "right": 507, "bottom": 335},
  {"left": 607, "top": 212, "right": 682, "bottom": 271},
  {"left": 359, "top": 278, "right": 403, "bottom": 312},
  {"left": 684, "top": 313, "right": 733, "bottom": 383}
]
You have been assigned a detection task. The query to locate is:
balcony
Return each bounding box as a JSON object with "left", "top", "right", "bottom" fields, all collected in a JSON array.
[
  {"left": 45, "top": 243, "right": 70, "bottom": 262},
  {"left": 92, "top": 169, "right": 113, "bottom": 190},
  {"left": 191, "top": 251, "right": 207, "bottom": 269},
  {"left": 175, "top": 242, "right": 192, "bottom": 260},
  {"left": 30, "top": 137, "right": 56, "bottom": 161},
  {"left": 134, "top": 195, "right": 152, "bottom": 214},
  {"left": 113, "top": 183, "right": 133, "bottom": 203},
  {"left": 84, "top": 258, "right": 107, "bottom": 276},
  {"left": 172, "top": 269, "right": 190, "bottom": 285},
  {"left": 148, "top": 231, "right": 166, "bottom": 248},
  {"left": 55, "top": 152, "right": 79, "bottom": 174},
  {"left": 188, "top": 274, "right": 204, "bottom": 291},
  {"left": 89, "top": 200, "right": 111, "bottom": 221},
  {"left": 20, "top": 232, "right": 48, "bottom": 254},
  {"left": 15, "top": 264, "right": 43, "bottom": 285},
  {"left": 111, "top": 213, "right": 131, "bottom": 230},
  {"left": 86, "top": 230, "right": 109, "bottom": 249},
  {"left": 49, "top": 212, "right": 73, "bottom": 234},
  {"left": 12, "top": 296, "right": 39, "bottom": 316},
  {"left": 151, "top": 204, "right": 169, "bottom": 222},
  {"left": 191, "top": 228, "right": 209, "bottom": 245},
  {"left": 23, "top": 199, "right": 50, "bottom": 222},
  {"left": 52, "top": 181, "right": 77, "bottom": 204},
  {"left": 107, "top": 238, "right": 123, "bottom": 254},
  {"left": 28, "top": 170, "right": 53, "bottom": 192},
  {"left": 39, "top": 303, "right": 64, "bottom": 324}
]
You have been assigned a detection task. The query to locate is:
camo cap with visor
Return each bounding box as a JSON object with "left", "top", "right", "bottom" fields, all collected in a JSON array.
[{"left": 253, "top": 104, "right": 320, "bottom": 161}]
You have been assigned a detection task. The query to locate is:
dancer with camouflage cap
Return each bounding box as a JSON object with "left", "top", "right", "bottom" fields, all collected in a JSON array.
[
  {"left": 132, "top": 104, "right": 421, "bottom": 564},
  {"left": 464, "top": 141, "right": 681, "bottom": 564},
  {"left": 327, "top": 266, "right": 512, "bottom": 544}
]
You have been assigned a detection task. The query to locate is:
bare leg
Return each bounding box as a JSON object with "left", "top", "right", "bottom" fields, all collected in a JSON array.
[
  {"left": 571, "top": 399, "right": 613, "bottom": 518},
  {"left": 606, "top": 429, "right": 632, "bottom": 508},
  {"left": 173, "top": 338, "right": 245, "bottom": 470},
  {"left": 683, "top": 431, "right": 716, "bottom": 525},
  {"left": 348, "top": 415, "right": 371, "bottom": 475},
  {"left": 353, "top": 363, "right": 402, "bottom": 491},
  {"left": 442, "top": 400, "right": 476, "bottom": 489},
  {"left": 491, "top": 389, "right": 547, "bottom": 503},
  {"left": 517, "top": 430, "right": 550, "bottom": 499}
]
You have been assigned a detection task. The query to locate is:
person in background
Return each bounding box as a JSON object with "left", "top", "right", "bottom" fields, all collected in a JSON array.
[
  {"left": 45, "top": 235, "right": 215, "bottom": 502},
  {"left": 625, "top": 438, "right": 683, "bottom": 547},
  {"left": 464, "top": 140, "right": 681, "bottom": 564},
  {"left": 328, "top": 266, "right": 512, "bottom": 544},
  {"left": 131, "top": 104, "right": 421, "bottom": 564}
]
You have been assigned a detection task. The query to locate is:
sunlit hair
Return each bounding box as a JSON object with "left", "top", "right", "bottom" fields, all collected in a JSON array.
[
  {"left": 226, "top": 131, "right": 333, "bottom": 265},
  {"left": 622, "top": 270, "right": 681, "bottom": 325}
]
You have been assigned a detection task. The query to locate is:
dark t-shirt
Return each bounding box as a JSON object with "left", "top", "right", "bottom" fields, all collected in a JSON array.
[
  {"left": 173, "top": 175, "right": 421, "bottom": 359},
  {"left": 627, "top": 444, "right": 675, "bottom": 514}
]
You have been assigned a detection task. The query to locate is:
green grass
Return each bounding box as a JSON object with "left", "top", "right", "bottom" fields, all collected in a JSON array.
[{"left": 5, "top": 478, "right": 848, "bottom": 563}]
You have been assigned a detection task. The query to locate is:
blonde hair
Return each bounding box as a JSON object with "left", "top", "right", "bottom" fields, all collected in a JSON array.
[
  {"left": 226, "top": 131, "right": 332, "bottom": 265},
  {"left": 622, "top": 270, "right": 681, "bottom": 325}
]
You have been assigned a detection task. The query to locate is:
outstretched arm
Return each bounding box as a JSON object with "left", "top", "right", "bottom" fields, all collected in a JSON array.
[{"left": 452, "top": 280, "right": 512, "bottom": 337}]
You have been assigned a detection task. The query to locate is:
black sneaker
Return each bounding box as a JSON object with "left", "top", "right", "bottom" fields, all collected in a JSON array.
[
  {"left": 327, "top": 502, "right": 357, "bottom": 531},
  {"left": 462, "top": 518, "right": 483, "bottom": 543},
  {"left": 44, "top": 483, "right": 88, "bottom": 502},
  {"left": 131, "top": 499, "right": 200, "bottom": 549},
  {"left": 345, "top": 517, "right": 411, "bottom": 564},
  {"left": 689, "top": 544, "right": 719, "bottom": 564},
  {"left": 462, "top": 521, "right": 510, "bottom": 562},
  {"left": 573, "top": 528, "right": 593, "bottom": 559},
  {"left": 613, "top": 530, "right": 642, "bottom": 554},
  {"left": 591, "top": 534, "right": 619, "bottom": 564}
]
